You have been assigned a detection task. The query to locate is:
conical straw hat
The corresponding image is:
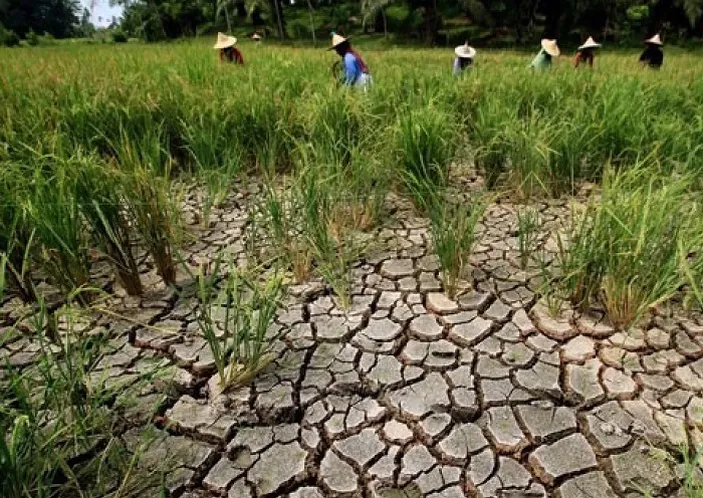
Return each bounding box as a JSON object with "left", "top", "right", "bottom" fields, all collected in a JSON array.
[
  {"left": 213, "top": 32, "right": 237, "bottom": 49},
  {"left": 252, "top": 33, "right": 262, "bottom": 40},
  {"left": 645, "top": 34, "right": 663, "bottom": 46},
  {"left": 541, "top": 38, "right": 560, "bottom": 57},
  {"left": 578, "top": 36, "right": 601, "bottom": 50},
  {"left": 455, "top": 42, "right": 477, "bottom": 59},
  {"left": 329, "top": 32, "right": 349, "bottom": 50}
]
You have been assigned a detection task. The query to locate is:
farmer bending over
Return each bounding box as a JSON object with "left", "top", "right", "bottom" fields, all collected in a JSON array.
[
  {"left": 214, "top": 33, "right": 244, "bottom": 65},
  {"left": 453, "top": 42, "right": 476, "bottom": 76},
  {"left": 330, "top": 33, "right": 371, "bottom": 89},
  {"left": 640, "top": 34, "right": 664, "bottom": 69},
  {"left": 531, "top": 39, "right": 560, "bottom": 71},
  {"left": 574, "top": 37, "right": 601, "bottom": 68}
]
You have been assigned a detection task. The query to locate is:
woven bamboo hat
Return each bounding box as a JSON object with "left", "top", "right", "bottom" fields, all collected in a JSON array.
[
  {"left": 541, "top": 39, "right": 560, "bottom": 57},
  {"left": 213, "top": 32, "right": 237, "bottom": 49},
  {"left": 455, "top": 42, "right": 477, "bottom": 59},
  {"left": 645, "top": 34, "right": 663, "bottom": 46},
  {"left": 252, "top": 33, "right": 262, "bottom": 40},
  {"left": 578, "top": 36, "right": 601, "bottom": 50},
  {"left": 329, "top": 32, "right": 349, "bottom": 50}
]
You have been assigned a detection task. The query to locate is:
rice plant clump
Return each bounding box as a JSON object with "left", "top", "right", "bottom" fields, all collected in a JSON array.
[
  {"left": 195, "top": 260, "right": 286, "bottom": 392},
  {"left": 555, "top": 162, "right": 703, "bottom": 329}
]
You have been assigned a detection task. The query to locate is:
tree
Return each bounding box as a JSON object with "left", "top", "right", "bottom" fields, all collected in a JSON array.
[
  {"left": 115, "top": 0, "right": 207, "bottom": 40},
  {"left": 361, "top": 0, "right": 393, "bottom": 37},
  {"left": 78, "top": 8, "right": 97, "bottom": 37},
  {"left": 238, "top": 0, "right": 286, "bottom": 40},
  {"left": 0, "top": 0, "right": 80, "bottom": 38},
  {"left": 675, "top": 0, "right": 703, "bottom": 26}
]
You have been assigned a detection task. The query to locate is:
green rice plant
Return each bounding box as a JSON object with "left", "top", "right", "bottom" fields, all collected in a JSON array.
[
  {"left": 396, "top": 105, "right": 457, "bottom": 206},
  {"left": 0, "top": 300, "right": 168, "bottom": 498},
  {"left": 678, "top": 449, "right": 703, "bottom": 498},
  {"left": 195, "top": 259, "right": 286, "bottom": 391},
  {"left": 0, "top": 181, "right": 36, "bottom": 304},
  {"left": 556, "top": 161, "right": 700, "bottom": 328},
  {"left": 294, "top": 156, "right": 365, "bottom": 309},
  {"left": 252, "top": 179, "right": 312, "bottom": 283},
  {"left": 121, "top": 165, "right": 182, "bottom": 286},
  {"left": 517, "top": 207, "right": 541, "bottom": 270},
  {"left": 25, "top": 161, "right": 93, "bottom": 305},
  {"left": 409, "top": 175, "right": 487, "bottom": 299},
  {"left": 180, "top": 113, "right": 245, "bottom": 227},
  {"left": 74, "top": 157, "right": 143, "bottom": 296},
  {"left": 342, "top": 147, "right": 389, "bottom": 232}
]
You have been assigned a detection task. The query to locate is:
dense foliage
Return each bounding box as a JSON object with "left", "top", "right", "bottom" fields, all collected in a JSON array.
[
  {"left": 0, "top": 0, "right": 80, "bottom": 38},
  {"left": 4, "top": 0, "right": 703, "bottom": 44},
  {"left": 113, "top": 0, "right": 703, "bottom": 44}
]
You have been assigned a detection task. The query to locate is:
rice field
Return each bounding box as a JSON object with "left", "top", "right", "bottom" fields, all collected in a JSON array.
[{"left": 3, "top": 42, "right": 703, "bottom": 498}]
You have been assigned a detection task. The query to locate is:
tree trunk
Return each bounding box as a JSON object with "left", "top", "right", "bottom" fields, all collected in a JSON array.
[
  {"left": 422, "top": 0, "right": 438, "bottom": 45},
  {"left": 225, "top": 7, "right": 232, "bottom": 32},
  {"left": 270, "top": 0, "right": 286, "bottom": 41},
  {"left": 382, "top": 8, "right": 388, "bottom": 38},
  {"left": 306, "top": 0, "right": 316, "bottom": 44}
]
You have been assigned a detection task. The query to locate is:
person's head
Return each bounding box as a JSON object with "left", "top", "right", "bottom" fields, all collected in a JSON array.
[
  {"left": 579, "top": 47, "right": 594, "bottom": 57},
  {"left": 330, "top": 33, "right": 351, "bottom": 58},
  {"left": 334, "top": 40, "right": 350, "bottom": 58}
]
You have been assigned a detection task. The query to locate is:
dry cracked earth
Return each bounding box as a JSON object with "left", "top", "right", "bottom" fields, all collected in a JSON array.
[{"left": 2, "top": 186, "right": 703, "bottom": 498}]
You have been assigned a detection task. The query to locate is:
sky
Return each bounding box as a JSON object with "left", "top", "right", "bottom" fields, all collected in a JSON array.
[{"left": 79, "top": 0, "right": 124, "bottom": 27}]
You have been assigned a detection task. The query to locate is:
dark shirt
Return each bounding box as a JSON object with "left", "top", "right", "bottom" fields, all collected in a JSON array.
[
  {"left": 221, "top": 47, "right": 244, "bottom": 65},
  {"left": 639, "top": 46, "right": 663, "bottom": 68},
  {"left": 574, "top": 50, "right": 594, "bottom": 68}
]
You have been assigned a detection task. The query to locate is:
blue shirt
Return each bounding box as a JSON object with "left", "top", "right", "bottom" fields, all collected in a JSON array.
[{"left": 343, "top": 52, "right": 363, "bottom": 86}]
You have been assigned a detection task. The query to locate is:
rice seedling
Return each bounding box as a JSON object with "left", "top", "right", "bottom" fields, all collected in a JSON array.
[
  {"left": 517, "top": 207, "right": 541, "bottom": 270},
  {"left": 396, "top": 105, "right": 456, "bottom": 206},
  {"left": 251, "top": 179, "right": 312, "bottom": 283},
  {"left": 555, "top": 161, "right": 702, "bottom": 328},
  {"left": 0, "top": 300, "right": 169, "bottom": 498},
  {"left": 74, "top": 157, "right": 144, "bottom": 296},
  {"left": 409, "top": 175, "right": 486, "bottom": 299},
  {"left": 121, "top": 165, "right": 183, "bottom": 286},
  {"left": 25, "top": 159, "right": 93, "bottom": 305},
  {"left": 0, "top": 193, "right": 36, "bottom": 304},
  {"left": 194, "top": 259, "right": 286, "bottom": 391}
]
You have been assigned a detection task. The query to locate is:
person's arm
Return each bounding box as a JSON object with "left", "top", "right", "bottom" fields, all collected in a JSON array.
[
  {"left": 453, "top": 58, "right": 461, "bottom": 75},
  {"left": 574, "top": 53, "right": 581, "bottom": 68},
  {"left": 343, "top": 53, "right": 359, "bottom": 85},
  {"left": 235, "top": 49, "right": 244, "bottom": 65}
]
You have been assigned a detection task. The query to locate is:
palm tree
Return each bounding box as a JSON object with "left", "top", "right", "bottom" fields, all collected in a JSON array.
[
  {"left": 678, "top": 0, "right": 703, "bottom": 26},
  {"left": 244, "top": 0, "right": 286, "bottom": 40},
  {"left": 361, "top": 0, "right": 392, "bottom": 37}
]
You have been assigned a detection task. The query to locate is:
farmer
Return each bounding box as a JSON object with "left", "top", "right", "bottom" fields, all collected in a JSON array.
[
  {"left": 453, "top": 42, "right": 476, "bottom": 76},
  {"left": 639, "top": 34, "right": 664, "bottom": 69},
  {"left": 530, "top": 39, "right": 560, "bottom": 71},
  {"left": 252, "top": 33, "right": 262, "bottom": 45},
  {"left": 213, "top": 33, "right": 244, "bottom": 65},
  {"left": 574, "top": 36, "right": 601, "bottom": 68},
  {"left": 330, "top": 32, "right": 371, "bottom": 88}
]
